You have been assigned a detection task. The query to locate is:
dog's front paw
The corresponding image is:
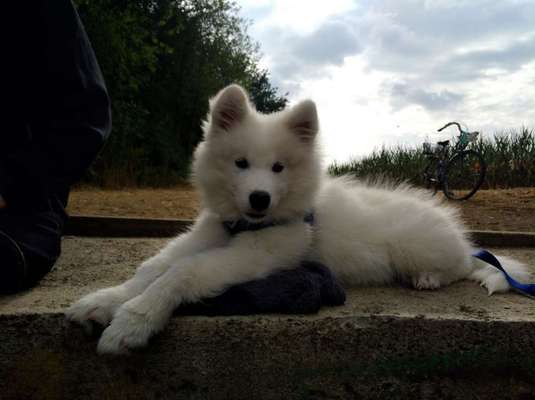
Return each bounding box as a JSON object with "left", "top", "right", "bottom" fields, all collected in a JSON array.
[
  {"left": 97, "top": 299, "right": 165, "bottom": 355},
  {"left": 65, "top": 286, "right": 128, "bottom": 331}
]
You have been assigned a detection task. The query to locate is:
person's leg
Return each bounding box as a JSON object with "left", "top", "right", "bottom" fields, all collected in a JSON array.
[
  {"left": 0, "top": 1, "right": 110, "bottom": 293},
  {"left": 0, "top": 200, "right": 64, "bottom": 294}
]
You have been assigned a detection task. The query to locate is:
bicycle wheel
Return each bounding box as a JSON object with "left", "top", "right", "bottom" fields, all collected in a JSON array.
[
  {"left": 443, "top": 150, "right": 486, "bottom": 200},
  {"left": 422, "top": 158, "right": 440, "bottom": 195}
]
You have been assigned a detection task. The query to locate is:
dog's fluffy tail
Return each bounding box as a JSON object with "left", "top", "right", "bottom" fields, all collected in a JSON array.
[{"left": 468, "top": 253, "right": 531, "bottom": 295}]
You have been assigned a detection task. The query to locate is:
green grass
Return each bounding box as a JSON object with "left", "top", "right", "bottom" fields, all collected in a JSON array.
[{"left": 328, "top": 127, "right": 535, "bottom": 189}]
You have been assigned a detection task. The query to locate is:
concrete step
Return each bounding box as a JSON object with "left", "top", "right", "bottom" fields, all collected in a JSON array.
[
  {"left": 1, "top": 237, "right": 535, "bottom": 399},
  {"left": 64, "top": 215, "right": 535, "bottom": 247}
]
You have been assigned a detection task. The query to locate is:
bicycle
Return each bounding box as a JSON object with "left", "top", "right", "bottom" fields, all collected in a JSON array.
[{"left": 422, "top": 122, "right": 486, "bottom": 200}]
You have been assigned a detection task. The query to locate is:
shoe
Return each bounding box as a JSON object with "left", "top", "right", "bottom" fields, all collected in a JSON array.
[
  {"left": 0, "top": 207, "right": 64, "bottom": 293},
  {"left": 0, "top": 229, "right": 27, "bottom": 293}
]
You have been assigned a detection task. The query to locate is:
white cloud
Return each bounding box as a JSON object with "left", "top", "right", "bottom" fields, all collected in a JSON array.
[
  {"left": 237, "top": 0, "right": 535, "bottom": 162},
  {"left": 238, "top": 0, "right": 271, "bottom": 7},
  {"left": 253, "top": 0, "right": 356, "bottom": 34}
]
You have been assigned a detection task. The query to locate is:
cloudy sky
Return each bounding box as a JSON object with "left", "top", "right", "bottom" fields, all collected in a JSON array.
[{"left": 236, "top": 0, "right": 535, "bottom": 163}]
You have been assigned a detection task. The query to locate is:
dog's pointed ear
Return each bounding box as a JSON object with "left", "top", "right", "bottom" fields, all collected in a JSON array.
[
  {"left": 286, "top": 100, "right": 319, "bottom": 143},
  {"left": 210, "top": 84, "right": 250, "bottom": 132}
]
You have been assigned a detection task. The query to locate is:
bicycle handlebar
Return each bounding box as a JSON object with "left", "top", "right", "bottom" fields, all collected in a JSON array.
[
  {"left": 438, "top": 122, "right": 480, "bottom": 139},
  {"left": 437, "top": 121, "right": 462, "bottom": 133}
]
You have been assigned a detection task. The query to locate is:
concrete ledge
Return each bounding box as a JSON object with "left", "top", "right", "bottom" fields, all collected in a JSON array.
[
  {"left": 470, "top": 230, "right": 535, "bottom": 248},
  {"left": 65, "top": 215, "right": 535, "bottom": 247},
  {"left": 1, "top": 238, "right": 535, "bottom": 399},
  {"left": 65, "top": 215, "right": 191, "bottom": 237},
  {"left": 2, "top": 313, "right": 535, "bottom": 399}
]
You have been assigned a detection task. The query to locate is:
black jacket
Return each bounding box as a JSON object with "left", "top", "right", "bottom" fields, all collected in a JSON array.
[{"left": 1, "top": 0, "right": 111, "bottom": 214}]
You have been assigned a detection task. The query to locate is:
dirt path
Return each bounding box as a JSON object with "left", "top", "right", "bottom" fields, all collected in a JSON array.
[
  {"left": 454, "top": 188, "right": 535, "bottom": 232},
  {"left": 67, "top": 186, "right": 535, "bottom": 232}
]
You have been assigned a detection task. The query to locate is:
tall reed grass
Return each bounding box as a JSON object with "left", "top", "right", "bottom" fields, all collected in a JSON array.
[{"left": 328, "top": 127, "right": 535, "bottom": 189}]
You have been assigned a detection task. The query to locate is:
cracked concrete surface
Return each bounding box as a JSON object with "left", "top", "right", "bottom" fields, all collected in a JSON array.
[{"left": 1, "top": 237, "right": 534, "bottom": 320}]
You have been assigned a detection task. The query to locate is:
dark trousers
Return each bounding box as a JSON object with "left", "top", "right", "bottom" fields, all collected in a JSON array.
[{"left": 1, "top": 1, "right": 110, "bottom": 293}]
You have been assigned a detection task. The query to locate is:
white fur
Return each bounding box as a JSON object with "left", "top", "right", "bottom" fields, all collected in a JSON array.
[{"left": 66, "top": 84, "right": 530, "bottom": 354}]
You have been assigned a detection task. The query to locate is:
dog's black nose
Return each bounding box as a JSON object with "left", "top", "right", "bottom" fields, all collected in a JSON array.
[{"left": 249, "top": 191, "right": 271, "bottom": 212}]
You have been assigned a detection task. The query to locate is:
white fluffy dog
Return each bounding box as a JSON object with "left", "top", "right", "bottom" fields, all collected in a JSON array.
[{"left": 66, "top": 84, "right": 528, "bottom": 354}]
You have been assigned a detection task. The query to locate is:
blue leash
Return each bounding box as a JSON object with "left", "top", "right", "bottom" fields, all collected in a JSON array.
[{"left": 472, "top": 249, "right": 535, "bottom": 298}]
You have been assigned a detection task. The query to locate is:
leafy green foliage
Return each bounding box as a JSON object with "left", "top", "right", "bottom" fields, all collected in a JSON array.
[
  {"left": 75, "top": 0, "right": 287, "bottom": 186},
  {"left": 247, "top": 69, "right": 288, "bottom": 113},
  {"left": 329, "top": 127, "right": 535, "bottom": 189}
]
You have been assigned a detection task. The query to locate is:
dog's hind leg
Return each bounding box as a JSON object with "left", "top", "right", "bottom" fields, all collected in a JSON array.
[{"left": 412, "top": 272, "right": 442, "bottom": 290}]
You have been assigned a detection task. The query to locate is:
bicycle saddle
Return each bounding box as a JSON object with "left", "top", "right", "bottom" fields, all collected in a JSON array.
[{"left": 437, "top": 140, "right": 450, "bottom": 146}]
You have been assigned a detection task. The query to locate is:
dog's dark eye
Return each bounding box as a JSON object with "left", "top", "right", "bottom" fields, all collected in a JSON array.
[
  {"left": 235, "top": 158, "right": 249, "bottom": 169},
  {"left": 272, "top": 162, "right": 284, "bottom": 173}
]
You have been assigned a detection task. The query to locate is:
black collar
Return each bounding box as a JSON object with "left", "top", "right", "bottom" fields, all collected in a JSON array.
[{"left": 223, "top": 212, "right": 314, "bottom": 236}]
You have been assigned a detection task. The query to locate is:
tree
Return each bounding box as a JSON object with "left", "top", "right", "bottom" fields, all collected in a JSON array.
[
  {"left": 247, "top": 69, "right": 288, "bottom": 113},
  {"left": 74, "top": 0, "right": 288, "bottom": 186}
]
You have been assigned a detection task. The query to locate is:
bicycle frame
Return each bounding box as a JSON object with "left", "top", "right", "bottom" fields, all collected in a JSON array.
[{"left": 424, "top": 143, "right": 449, "bottom": 187}]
